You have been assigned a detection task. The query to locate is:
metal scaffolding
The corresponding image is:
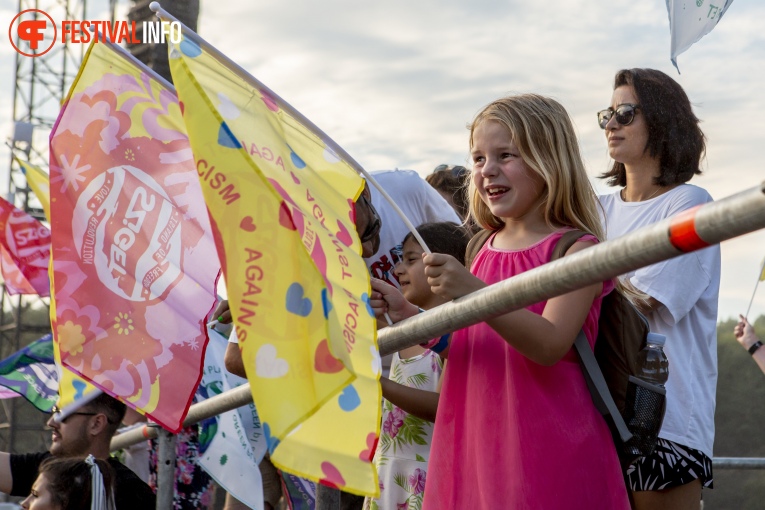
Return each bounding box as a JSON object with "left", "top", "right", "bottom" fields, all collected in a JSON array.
[{"left": 1, "top": 0, "right": 96, "bottom": 460}]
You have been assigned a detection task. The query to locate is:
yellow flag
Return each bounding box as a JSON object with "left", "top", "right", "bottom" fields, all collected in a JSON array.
[
  {"left": 760, "top": 257, "right": 765, "bottom": 281},
  {"left": 169, "top": 34, "right": 380, "bottom": 495},
  {"left": 16, "top": 159, "right": 51, "bottom": 222}
]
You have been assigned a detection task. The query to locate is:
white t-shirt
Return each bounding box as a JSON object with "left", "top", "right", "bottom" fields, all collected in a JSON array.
[
  {"left": 365, "top": 169, "right": 461, "bottom": 288},
  {"left": 599, "top": 184, "right": 720, "bottom": 458}
]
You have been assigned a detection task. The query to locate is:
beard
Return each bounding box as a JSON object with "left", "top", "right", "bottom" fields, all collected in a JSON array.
[{"left": 49, "top": 423, "right": 91, "bottom": 457}]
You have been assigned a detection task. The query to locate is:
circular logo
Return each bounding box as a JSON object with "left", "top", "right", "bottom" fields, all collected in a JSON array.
[
  {"left": 8, "top": 9, "right": 57, "bottom": 58},
  {"left": 72, "top": 165, "right": 185, "bottom": 303}
]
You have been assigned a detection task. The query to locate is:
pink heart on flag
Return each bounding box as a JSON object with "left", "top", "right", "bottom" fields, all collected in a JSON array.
[
  {"left": 336, "top": 220, "right": 353, "bottom": 247},
  {"left": 259, "top": 89, "right": 279, "bottom": 112},
  {"left": 359, "top": 432, "right": 378, "bottom": 462},
  {"left": 278, "top": 202, "right": 296, "bottom": 230},
  {"left": 314, "top": 339, "right": 344, "bottom": 374},
  {"left": 319, "top": 462, "right": 345, "bottom": 489},
  {"left": 239, "top": 216, "right": 256, "bottom": 232}
]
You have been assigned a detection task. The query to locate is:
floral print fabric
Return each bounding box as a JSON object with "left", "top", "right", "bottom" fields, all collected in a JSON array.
[
  {"left": 364, "top": 350, "right": 443, "bottom": 510},
  {"left": 149, "top": 425, "right": 214, "bottom": 509}
]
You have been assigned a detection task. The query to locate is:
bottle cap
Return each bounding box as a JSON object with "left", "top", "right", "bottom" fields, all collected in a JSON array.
[{"left": 646, "top": 332, "right": 666, "bottom": 346}]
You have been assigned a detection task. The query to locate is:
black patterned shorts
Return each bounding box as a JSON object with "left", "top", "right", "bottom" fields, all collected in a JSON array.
[{"left": 626, "top": 438, "right": 714, "bottom": 491}]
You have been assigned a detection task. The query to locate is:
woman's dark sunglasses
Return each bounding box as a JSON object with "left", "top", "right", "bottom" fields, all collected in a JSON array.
[
  {"left": 597, "top": 104, "right": 640, "bottom": 129},
  {"left": 357, "top": 194, "right": 381, "bottom": 244},
  {"left": 433, "top": 164, "right": 469, "bottom": 179}
]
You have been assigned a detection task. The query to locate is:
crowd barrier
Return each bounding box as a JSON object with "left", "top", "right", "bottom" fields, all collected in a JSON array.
[{"left": 107, "top": 181, "right": 765, "bottom": 509}]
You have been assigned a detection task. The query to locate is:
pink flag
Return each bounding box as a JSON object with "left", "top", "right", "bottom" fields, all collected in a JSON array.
[
  {"left": 0, "top": 197, "right": 51, "bottom": 296},
  {"left": 48, "top": 41, "right": 220, "bottom": 432}
]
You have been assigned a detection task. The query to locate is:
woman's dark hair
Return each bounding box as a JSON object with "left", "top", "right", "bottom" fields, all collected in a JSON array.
[
  {"left": 38, "top": 456, "right": 115, "bottom": 510},
  {"left": 600, "top": 68, "right": 706, "bottom": 187},
  {"left": 403, "top": 222, "right": 472, "bottom": 265},
  {"left": 425, "top": 166, "right": 470, "bottom": 220}
]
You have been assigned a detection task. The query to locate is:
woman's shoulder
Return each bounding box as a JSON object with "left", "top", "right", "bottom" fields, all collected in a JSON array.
[
  {"left": 660, "top": 183, "right": 713, "bottom": 214},
  {"left": 668, "top": 183, "right": 713, "bottom": 202}
]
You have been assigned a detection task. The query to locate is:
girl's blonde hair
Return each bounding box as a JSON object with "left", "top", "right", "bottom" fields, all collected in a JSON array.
[{"left": 468, "top": 94, "right": 604, "bottom": 241}]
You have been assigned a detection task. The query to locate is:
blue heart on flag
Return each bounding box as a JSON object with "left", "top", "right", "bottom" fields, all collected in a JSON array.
[
  {"left": 286, "top": 283, "right": 312, "bottom": 317},
  {"left": 338, "top": 384, "right": 361, "bottom": 412},
  {"left": 361, "top": 293, "right": 375, "bottom": 317},
  {"left": 180, "top": 38, "right": 202, "bottom": 58},
  {"left": 321, "top": 289, "right": 333, "bottom": 319},
  {"left": 263, "top": 422, "right": 281, "bottom": 454},
  {"left": 217, "top": 122, "right": 242, "bottom": 149},
  {"left": 287, "top": 145, "right": 306, "bottom": 169},
  {"left": 72, "top": 380, "right": 87, "bottom": 400}
]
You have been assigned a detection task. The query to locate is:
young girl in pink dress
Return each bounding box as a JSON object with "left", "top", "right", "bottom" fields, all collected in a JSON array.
[{"left": 371, "top": 94, "right": 629, "bottom": 509}]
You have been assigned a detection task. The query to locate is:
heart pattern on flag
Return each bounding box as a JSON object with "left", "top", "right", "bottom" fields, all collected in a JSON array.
[
  {"left": 358, "top": 432, "right": 378, "bottom": 462},
  {"left": 323, "top": 146, "right": 340, "bottom": 163},
  {"left": 319, "top": 462, "right": 346, "bottom": 489},
  {"left": 288, "top": 145, "right": 306, "bottom": 169},
  {"left": 255, "top": 344, "right": 288, "bottom": 378},
  {"left": 263, "top": 422, "right": 281, "bottom": 454},
  {"left": 338, "top": 384, "right": 361, "bottom": 412},
  {"left": 259, "top": 89, "right": 279, "bottom": 112},
  {"left": 278, "top": 202, "right": 296, "bottom": 230},
  {"left": 321, "top": 288, "right": 333, "bottom": 318},
  {"left": 314, "top": 339, "right": 344, "bottom": 374},
  {"left": 361, "top": 293, "right": 375, "bottom": 317},
  {"left": 179, "top": 38, "right": 202, "bottom": 58},
  {"left": 335, "top": 220, "right": 353, "bottom": 247},
  {"left": 285, "top": 283, "right": 312, "bottom": 317},
  {"left": 239, "top": 216, "right": 256, "bottom": 232},
  {"left": 217, "top": 122, "right": 242, "bottom": 149},
  {"left": 217, "top": 92, "right": 240, "bottom": 120}
]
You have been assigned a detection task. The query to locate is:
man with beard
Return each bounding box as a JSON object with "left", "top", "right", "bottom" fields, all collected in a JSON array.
[{"left": 0, "top": 392, "right": 156, "bottom": 508}]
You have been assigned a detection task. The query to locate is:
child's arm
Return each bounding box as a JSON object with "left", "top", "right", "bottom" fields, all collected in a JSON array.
[
  {"left": 424, "top": 242, "right": 602, "bottom": 366},
  {"left": 380, "top": 372, "right": 442, "bottom": 423}
]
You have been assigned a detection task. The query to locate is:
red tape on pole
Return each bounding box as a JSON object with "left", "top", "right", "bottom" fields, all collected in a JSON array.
[{"left": 668, "top": 205, "right": 710, "bottom": 252}]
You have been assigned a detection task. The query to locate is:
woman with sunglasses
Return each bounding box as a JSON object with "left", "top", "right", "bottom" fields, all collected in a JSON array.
[{"left": 598, "top": 68, "right": 720, "bottom": 510}]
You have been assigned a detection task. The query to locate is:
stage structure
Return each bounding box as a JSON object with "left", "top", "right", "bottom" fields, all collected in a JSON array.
[{"left": 1, "top": 0, "right": 118, "bottom": 462}]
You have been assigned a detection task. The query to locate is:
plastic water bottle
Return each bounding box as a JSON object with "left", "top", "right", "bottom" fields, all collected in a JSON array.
[
  {"left": 637, "top": 332, "right": 669, "bottom": 387},
  {"left": 623, "top": 332, "right": 669, "bottom": 457}
]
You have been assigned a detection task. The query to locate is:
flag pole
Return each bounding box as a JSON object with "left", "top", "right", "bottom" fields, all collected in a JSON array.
[
  {"left": 148, "top": 2, "right": 433, "bottom": 254},
  {"left": 744, "top": 257, "right": 765, "bottom": 319}
]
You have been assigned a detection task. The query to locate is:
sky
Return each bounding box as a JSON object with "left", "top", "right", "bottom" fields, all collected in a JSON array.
[{"left": 1, "top": 0, "right": 763, "bottom": 321}]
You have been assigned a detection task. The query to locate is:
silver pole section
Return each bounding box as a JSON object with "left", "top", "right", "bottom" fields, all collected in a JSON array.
[
  {"left": 315, "top": 485, "right": 341, "bottom": 510},
  {"left": 379, "top": 182, "right": 765, "bottom": 356},
  {"left": 156, "top": 428, "right": 177, "bottom": 510},
  {"left": 111, "top": 384, "right": 253, "bottom": 451},
  {"left": 713, "top": 458, "right": 765, "bottom": 469}
]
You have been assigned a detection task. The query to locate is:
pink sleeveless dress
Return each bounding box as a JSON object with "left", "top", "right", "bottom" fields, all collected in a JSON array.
[{"left": 422, "top": 230, "right": 629, "bottom": 510}]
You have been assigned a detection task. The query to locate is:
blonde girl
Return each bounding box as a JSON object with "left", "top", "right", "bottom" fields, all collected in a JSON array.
[{"left": 371, "top": 94, "right": 629, "bottom": 509}]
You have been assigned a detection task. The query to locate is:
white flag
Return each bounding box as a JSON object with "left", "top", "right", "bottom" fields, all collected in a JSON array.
[
  {"left": 666, "top": 0, "right": 734, "bottom": 71},
  {"left": 197, "top": 329, "right": 267, "bottom": 509}
]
